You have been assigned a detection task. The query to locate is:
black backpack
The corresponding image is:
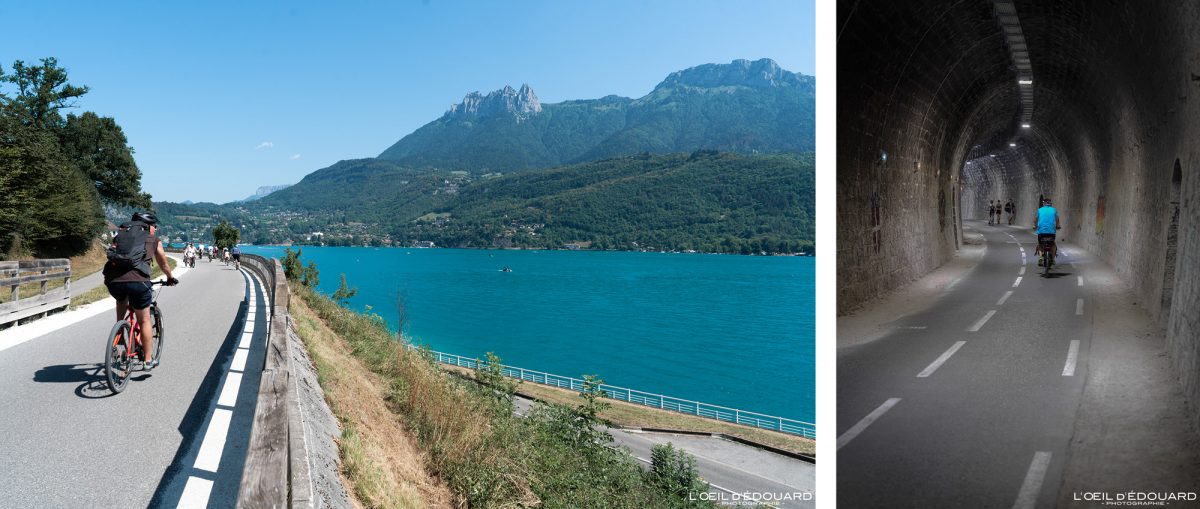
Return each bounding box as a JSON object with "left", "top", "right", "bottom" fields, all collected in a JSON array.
[{"left": 107, "top": 221, "right": 153, "bottom": 277}]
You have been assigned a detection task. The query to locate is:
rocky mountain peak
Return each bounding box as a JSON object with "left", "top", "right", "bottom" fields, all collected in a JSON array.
[
  {"left": 447, "top": 83, "right": 542, "bottom": 121},
  {"left": 655, "top": 58, "right": 806, "bottom": 90}
]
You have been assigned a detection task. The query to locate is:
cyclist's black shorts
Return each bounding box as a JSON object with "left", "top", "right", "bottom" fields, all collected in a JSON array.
[
  {"left": 1037, "top": 233, "right": 1056, "bottom": 244},
  {"left": 107, "top": 281, "right": 153, "bottom": 310},
  {"left": 232, "top": 253, "right": 241, "bottom": 261}
]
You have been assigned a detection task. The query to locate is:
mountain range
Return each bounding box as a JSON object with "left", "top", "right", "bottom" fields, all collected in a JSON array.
[
  {"left": 155, "top": 59, "right": 816, "bottom": 254},
  {"left": 375, "top": 58, "right": 813, "bottom": 172}
]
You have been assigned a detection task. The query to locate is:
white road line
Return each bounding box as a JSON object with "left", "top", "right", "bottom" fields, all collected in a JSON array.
[
  {"left": 1013, "top": 277, "right": 1023, "bottom": 287},
  {"left": 1019, "top": 247, "right": 1024, "bottom": 253},
  {"left": 1078, "top": 276, "right": 1083, "bottom": 286},
  {"left": 1063, "top": 340, "right": 1080, "bottom": 376},
  {"left": 231, "top": 348, "right": 249, "bottom": 372},
  {"left": 243, "top": 322, "right": 255, "bottom": 334},
  {"left": 1076, "top": 299, "right": 1084, "bottom": 315},
  {"left": 194, "top": 408, "right": 233, "bottom": 472},
  {"left": 997, "top": 291, "right": 1014, "bottom": 306},
  {"left": 239, "top": 331, "right": 253, "bottom": 349},
  {"left": 967, "top": 310, "right": 998, "bottom": 332},
  {"left": 917, "top": 341, "right": 966, "bottom": 378},
  {"left": 1018, "top": 267, "right": 1025, "bottom": 275},
  {"left": 838, "top": 398, "right": 901, "bottom": 450},
  {"left": 178, "top": 476, "right": 213, "bottom": 509},
  {"left": 894, "top": 326, "right": 928, "bottom": 330},
  {"left": 217, "top": 372, "right": 243, "bottom": 407},
  {"left": 628, "top": 451, "right": 783, "bottom": 507},
  {"left": 1012, "top": 451, "right": 1053, "bottom": 509}
]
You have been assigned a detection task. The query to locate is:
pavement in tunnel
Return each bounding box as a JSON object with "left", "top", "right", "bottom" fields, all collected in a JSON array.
[{"left": 837, "top": 220, "right": 1096, "bottom": 508}]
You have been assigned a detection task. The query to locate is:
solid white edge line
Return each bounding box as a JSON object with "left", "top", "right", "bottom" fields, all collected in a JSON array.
[
  {"left": 217, "top": 372, "right": 243, "bottom": 407},
  {"left": 998, "top": 291, "right": 1014, "bottom": 306},
  {"left": 1012, "top": 451, "right": 1053, "bottom": 509},
  {"left": 239, "top": 331, "right": 253, "bottom": 349},
  {"left": 1013, "top": 277, "right": 1023, "bottom": 287},
  {"left": 194, "top": 408, "right": 233, "bottom": 472},
  {"left": 917, "top": 341, "right": 967, "bottom": 378},
  {"left": 231, "top": 348, "right": 249, "bottom": 372},
  {"left": 243, "top": 322, "right": 255, "bottom": 334},
  {"left": 837, "top": 398, "right": 901, "bottom": 450},
  {"left": 1063, "top": 340, "right": 1080, "bottom": 376},
  {"left": 968, "top": 310, "right": 998, "bottom": 332},
  {"left": 1076, "top": 298, "right": 1084, "bottom": 315},
  {"left": 177, "top": 476, "right": 214, "bottom": 509}
]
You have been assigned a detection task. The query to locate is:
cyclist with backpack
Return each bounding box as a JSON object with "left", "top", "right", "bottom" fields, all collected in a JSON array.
[
  {"left": 231, "top": 245, "right": 241, "bottom": 269},
  {"left": 102, "top": 212, "right": 178, "bottom": 369}
]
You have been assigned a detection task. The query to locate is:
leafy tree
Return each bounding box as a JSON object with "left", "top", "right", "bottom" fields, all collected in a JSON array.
[
  {"left": 331, "top": 273, "right": 358, "bottom": 306},
  {"left": 211, "top": 220, "right": 239, "bottom": 249},
  {"left": 302, "top": 261, "right": 320, "bottom": 288},
  {"left": 646, "top": 443, "right": 710, "bottom": 503},
  {"left": 0, "top": 111, "right": 103, "bottom": 258},
  {"left": 282, "top": 247, "right": 303, "bottom": 281},
  {"left": 59, "top": 112, "right": 149, "bottom": 208},
  {"left": 0, "top": 57, "right": 88, "bottom": 129}
]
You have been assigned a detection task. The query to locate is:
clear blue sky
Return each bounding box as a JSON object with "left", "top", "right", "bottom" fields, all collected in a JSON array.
[{"left": 3, "top": 0, "right": 814, "bottom": 203}]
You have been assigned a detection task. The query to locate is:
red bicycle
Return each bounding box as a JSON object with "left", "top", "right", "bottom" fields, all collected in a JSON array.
[{"left": 104, "top": 280, "right": 168, "bottom": 393}]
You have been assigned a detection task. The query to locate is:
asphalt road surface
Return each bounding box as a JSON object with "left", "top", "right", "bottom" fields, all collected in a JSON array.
[
  {"left": 838, "top": 221, "right": 1090, "bottom": 508},
  {"left": 0, "top": 258, "right": 267, "bottom": 508}
]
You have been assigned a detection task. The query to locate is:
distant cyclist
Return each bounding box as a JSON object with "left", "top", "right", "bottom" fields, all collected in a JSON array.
[
  {"left": 1033, "top": 197, "right": 1061, "bottom": 266},
  {"left": 103, "top": 212, "right": 178, "bottom": 369},
  {"left": 222, "top": 247, "right": 230, "bottom": 265},
  {"left": 183, "top": 243, "right": 196, "bottom": 268},
  {"left": 231, "top": 245, "right": 241, "bottom": 269}
]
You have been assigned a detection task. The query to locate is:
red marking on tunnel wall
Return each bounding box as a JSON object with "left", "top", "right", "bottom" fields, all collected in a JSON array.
[{"left": 1096, "top": 196, "right": 1106, "bottom": 235}]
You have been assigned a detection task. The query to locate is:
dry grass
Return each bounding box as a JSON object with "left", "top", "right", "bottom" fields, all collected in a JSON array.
[
  {"left": 291, "top": 293, "right": 459, "bottom": 509},
  {"left": 69, "top": 240, "right": 109, "bottom": 281},
  {"left": 442, "top": 363, "right": 815, "bottom": 457}
]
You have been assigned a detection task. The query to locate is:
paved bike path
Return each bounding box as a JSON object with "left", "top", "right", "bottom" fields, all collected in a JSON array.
[
  {"left": 838, "top": 221, "right": 1090, "bottom": 508},
  {"left": 0, "top": 260, "right": 267, "bottom": 508}
]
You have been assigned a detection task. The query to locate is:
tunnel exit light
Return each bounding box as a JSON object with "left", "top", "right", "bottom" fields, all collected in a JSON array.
[
  {"left": 1018, "top": 79, "right": 1033, "bottom": 85},
  {"left": 1021, "top": 123, "right": 1031, "bottom": 128},
  {"left": 1009, "top": 143, "right": 1017, "bottom": 147}
]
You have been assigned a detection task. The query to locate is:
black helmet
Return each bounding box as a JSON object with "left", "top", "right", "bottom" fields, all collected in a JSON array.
[{"left": 132, "top": 212, "right": 158, "bottom": 225}]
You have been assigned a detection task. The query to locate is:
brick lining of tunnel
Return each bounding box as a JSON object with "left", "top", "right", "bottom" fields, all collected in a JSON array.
[{"left": 838, "top": 0, "right": 1200, "bottom": 428}]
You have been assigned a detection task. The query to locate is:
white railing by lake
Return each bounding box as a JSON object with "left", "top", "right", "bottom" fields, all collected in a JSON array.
[{"left": 423, "top": 348, "right": 815, "bottom": 440}]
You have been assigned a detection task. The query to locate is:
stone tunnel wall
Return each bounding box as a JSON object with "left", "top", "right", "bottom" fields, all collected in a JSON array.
[{"left": 839, "top": 0, "right": 1200, "bottom": 427}]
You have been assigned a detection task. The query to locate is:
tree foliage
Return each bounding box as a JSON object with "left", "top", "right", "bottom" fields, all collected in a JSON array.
[
  {"left": 0, "top": 57, "right": 147, "bottom": 258},
  {"left": 331, "top": 273, "right": 358, "bottom": 306},
  {"left": 211, "top": 220, "right": 239, "bottom": 249}
]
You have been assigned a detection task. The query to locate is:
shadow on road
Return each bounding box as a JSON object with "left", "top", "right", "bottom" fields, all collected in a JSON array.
[{"left": 147, "top": 297, "right": 249, "bottom": 508}]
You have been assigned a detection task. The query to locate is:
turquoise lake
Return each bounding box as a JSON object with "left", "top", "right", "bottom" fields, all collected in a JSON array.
[{"left": 243, "top": 246, "right": 813, "bottom": 423}]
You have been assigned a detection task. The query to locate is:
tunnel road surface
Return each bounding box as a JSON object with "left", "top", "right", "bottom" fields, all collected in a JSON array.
[
  {"left": 838, "top": 220, "right": 1092, "bottom": 509},
  {"left": 0, "top": 258, "right": 269, "bottom": 509}
]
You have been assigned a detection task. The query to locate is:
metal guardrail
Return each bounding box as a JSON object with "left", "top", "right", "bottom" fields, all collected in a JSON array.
[
  {"left": 0, "top": 259, "right": 71, "bottom": 327},
  {"left": 426, "top": 349, "right": 816, "bottom": 440}
]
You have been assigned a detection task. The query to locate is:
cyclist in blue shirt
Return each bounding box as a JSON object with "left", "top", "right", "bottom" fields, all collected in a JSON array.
[{"left": 1033, "top": 197, "right": 1061, "bottom": 266}]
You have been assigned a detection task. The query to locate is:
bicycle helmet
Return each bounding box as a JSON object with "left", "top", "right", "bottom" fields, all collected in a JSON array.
[{"left": 131, "top": 212, "right": 158, "bottom": 225}]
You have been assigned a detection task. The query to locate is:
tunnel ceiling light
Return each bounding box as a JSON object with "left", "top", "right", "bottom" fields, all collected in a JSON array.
[
  {"left": 1009, "top": 143, "right": 1017, "bottom": 147},
  {"left": 1021, "top": 123, "right": 1031, "bottom": 128},
  {"left": 1018, "top": 79, "right": 1033, "bottom": 85}
]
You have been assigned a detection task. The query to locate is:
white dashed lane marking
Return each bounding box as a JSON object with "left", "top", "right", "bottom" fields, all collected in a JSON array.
[
  {"left": 917, "top": 341, "right": 966, "bottom": 378},
  {"left": 1076, "top": 299, "right": 1084, "bottom": 316},
  {"left": 193, "top": 408, "right": 232, "bottom": 472},
  {"left": 838, "top": 398, "right": 902, "bottom": 450},
  {"left": 1013, "top": 452, "right": 1053, "bottom": 509},
  {"left": 1078, "top": 276, "right": 1083, "bottom": 286},
  {"left": 968, "top": 310, "right": 998, "bottom": 332},
  {"left": 997, "top": 291, "right": 1013, "bottom": 306},
  {"left": 1013, "top": 277, "right": 1023, "bottom": 287},
  {"left": 1063, "top": 340, "right": 1080, "bottom": 376},
  {"left": 178, "top": 477, "right": 213, "bottom": 508}
]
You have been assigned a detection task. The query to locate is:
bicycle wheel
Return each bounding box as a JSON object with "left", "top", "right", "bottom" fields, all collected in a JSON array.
[
  {"left": 104, "top": 321, "right": 133, "bottom": 393},
  {"left": 151, "top": 305, "right": 164, "bottom": 362},
  {"left": 1044, "top": 250, "right": 1052, "bottom": 277}
]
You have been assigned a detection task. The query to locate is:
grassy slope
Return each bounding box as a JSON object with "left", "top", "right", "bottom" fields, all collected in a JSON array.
[
  {"left": 291, "top": 292, "right": 456, "bottom": 508},
  {"left": 291, "top": 285, "right": 718, "bottom": 508}
]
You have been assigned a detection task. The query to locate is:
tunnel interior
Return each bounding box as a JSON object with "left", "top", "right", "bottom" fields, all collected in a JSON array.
[{"left": 838, "top": 0, "right": 1200, "bottom": 424}]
